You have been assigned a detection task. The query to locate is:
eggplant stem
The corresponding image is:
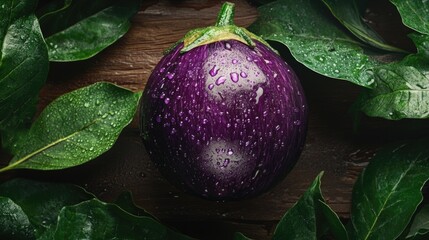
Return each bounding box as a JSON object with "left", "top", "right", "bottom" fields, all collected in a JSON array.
[{"left": 215, "top": 2, "right": 235, "bottom": 27}]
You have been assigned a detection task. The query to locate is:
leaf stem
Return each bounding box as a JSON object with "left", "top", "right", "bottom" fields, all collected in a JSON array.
[
  {"left": 215, "top": 2, "right": 235, "bottom": 27},
  {"left": 0, "top": 132, "right": 79, "bottom": 173}
]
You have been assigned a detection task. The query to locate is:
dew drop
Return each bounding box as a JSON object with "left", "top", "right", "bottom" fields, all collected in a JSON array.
[
  {"left": 294, "top": 120, "right": 301, "bottom": 125},
  {"left": 208, "top": 84, "right": 215, "bottom": 90},
  {"left": 225, "top": 42, "right": 232, "bottom": 50},
  {"left": 223, "top": 158, "right": 230, "bottom": 167},
  {"left": 167, "top": 72, "right": 175, "bottom": 79},
  {"left": 232, "top": 59, "right": 238, "bottom": 64},
  {"left": 230, "top": 72, "right": 239, "bottom": 83},
  {"left": 209, "top": 65, "right": 220, "bottom": 77},
  {"left": 240, "top": 71, "right": 248, "bottom": 78},
  {"left": 164, "top": 98, "right": 170, "bottom": 104},
  {"left": 216, "top": 76, "right": 227, "bottom": 85}
]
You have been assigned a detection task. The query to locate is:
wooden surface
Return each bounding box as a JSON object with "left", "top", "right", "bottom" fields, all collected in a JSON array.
[{"left": 1, "top": 1, "right": 429, "bottom": 239}]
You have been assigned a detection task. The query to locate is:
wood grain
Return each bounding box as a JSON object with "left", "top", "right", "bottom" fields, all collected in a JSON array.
[{"left": 1, "top": 1, "right": 429, "bottom": 239}]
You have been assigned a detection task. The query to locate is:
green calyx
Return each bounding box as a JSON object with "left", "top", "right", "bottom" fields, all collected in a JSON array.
[{"left": 169, "top": 2, "right": 276, "bottom": 54}]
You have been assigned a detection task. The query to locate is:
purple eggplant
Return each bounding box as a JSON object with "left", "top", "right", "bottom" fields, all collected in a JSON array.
[{"left": 140, "top": 2, "right": 307, "bottom": 199}]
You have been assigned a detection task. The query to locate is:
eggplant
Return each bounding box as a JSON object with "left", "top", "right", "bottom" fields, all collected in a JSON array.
[{"left": 140, "top": 2, "right": 307, "bottom": 199}]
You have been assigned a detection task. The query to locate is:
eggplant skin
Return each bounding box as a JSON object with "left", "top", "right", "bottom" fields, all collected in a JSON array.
[{"left": 140, "top": 40, "right": 307, "bottom": 200}]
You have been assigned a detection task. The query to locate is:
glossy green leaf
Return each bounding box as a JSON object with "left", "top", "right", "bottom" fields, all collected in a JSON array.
[
  {"left": 40, "top": 0, "right": 140, "bottom": 61},
  {"left": 248, "top": 0, "right": 382, "bottom": 88},
  {"left": 233, "top": 232, "right": 252, "bottom": 240},
  {"left": 358, "top": 34, "right": 429, "bottom": 120},
  {"left": 0, "top": 82, "right": 141, "bottom": 172},
  {"left": 318, "top": 200, "right": 349, "bottom": 240},
  {"left": 49, "top": 199, "right": 194, "bottom": 240},
  {"left": 0, "top": 197, "right": 35, "bottom": 240},
  {"left": 406, "top": 204, "right": 429, "bottom": 239},
  {"left": 273, "top": 172, "right": 347, "bottom": 240},
  {"left": 350, "top": 139, "right": 429, "bottom": 240},
  {"left": 322, "top": 0, "right": 405, "bottom": 52},
  {"left": 273, "top": 173, "right": 323, "bottom": 239},
  {"left": 115, "top": 191, "right": 156, "bottom": 219},
  {"left": 390, "top": 0, "right": 429, "bottom": 35},
  {"left": 0, "top": 0, "right": 49, "bottom": 131},
  {"left": 0, "top": 178, "right": 94, "bottom": 237}
]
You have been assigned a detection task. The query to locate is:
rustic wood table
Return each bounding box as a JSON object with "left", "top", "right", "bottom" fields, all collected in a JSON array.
[{"left": 1, "top": 1, "right": 428, "bottom": 239}]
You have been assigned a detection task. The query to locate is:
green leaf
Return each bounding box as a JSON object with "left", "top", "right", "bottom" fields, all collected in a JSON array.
[
  {"left": 350, "top": 139, "right": 429, "bottom": 240},
  {"left": 358, "top": 34, "right": 429, "bottom": 120},
  {"left": 390, "top": 0, "right": 429, "bottom": 35},
  {"left": 248, "top": 0, "right": 382, "bottom": 88},
  {"left": 0, "top": 178, "right": 94, "bottom": 237},
  {"left": 321, "top": 0, "right": 405, "bottom": 52},
  {"left": 273, "top": 172, "right": 348, "bottom": 240},
  {"left": 36, "top": 0, "right": 73, "bottom": 23},
  {"left": 49, "top": 199, "right": 194, "bottom": 240},
  {"left": 115, "top": 191, "right": 156, "bottom": 219},
  {"left": 40, "top": 0, "right": 141, "bottom": 62},
  {"left": 0, "top": 0, "right": 49, "bottom": 131},
  {"left": 318, "top": 200, "right": 349, "bottom": 240},
  {"left": 406, "top": 204, "right": 429, "bottom": 239},
  {"left": 0, "top": 82, "right": 141, "bottom": 172},
  {"left": 0, "top": 179, "right": 194, "bottom": 240},
  {"left": 233, "top": 232, "right": 252, "bottom": 240},
  {"left": 273, "top": 173, "right": 323, "bottom": 240},
  {"left": 0, "top": 197, "right": 35, "bottom": 240}
]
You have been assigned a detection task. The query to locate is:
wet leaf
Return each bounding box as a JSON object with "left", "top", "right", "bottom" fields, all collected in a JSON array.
[
  {"left": 0, "top": 178, "right": 94, "bottom": 237},
  {"left": 248, "top": 0, "right": 382, "bottom": 88},
  {"left": 0, "top": 0, "right": 49, "bottom": 131},
  {"left": 350, "top": 139, "right": 429, "bottom": 240},
  {"left": 322, "top": 0, "right": 405, "bottom": 52},
  {"left": 406, "top": 204, "right": 429, "bottom": 239},
  {"left": 273, "top": 173, "right": 322, "bottom": 239},
  {"left": 39, "top": 0, "right": 141, "bottom": 61},
  {"left": 390, "top": 0, "right": 429, "bottom": 35},
  {"left": 358, "top": 34, "right": 429, "bottom": 120},
  {"left": 0, "top": 82, "right": 141, "bottom": 172},
  {"left": 48, "top": 199, "right": 194, "bottom": 239},
  {"left": 0, "top": 197, "right": 35, "bottom": 240}
]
